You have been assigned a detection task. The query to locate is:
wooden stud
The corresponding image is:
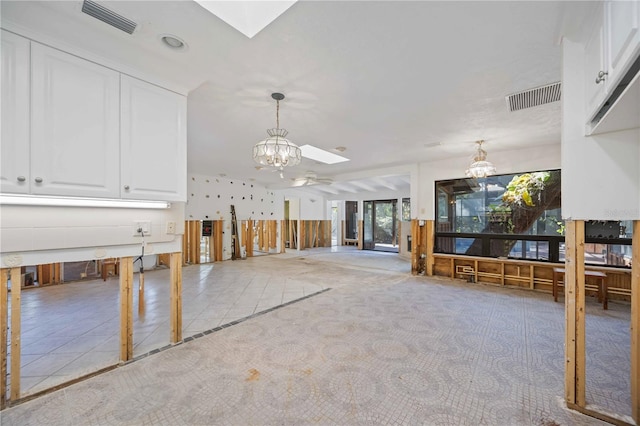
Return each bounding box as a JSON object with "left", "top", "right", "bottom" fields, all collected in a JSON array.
[
  {"left": 425, "top": 220, "right": 434, "bottom": 276},
  {"left": 246, "top": 220, "right": 254, "bottom": 257},
  {"left": 9, "top": 267, "right": 21, "bottom": 401},
  {"left": 270, "top": 220, "right": 277, "bottom": 249},
  {"left": 170, "top": 252, "right": 183, "bottom": 344},
  {"left": 214, "top": 220, "right": 223, "bottom": 262},
  {"left": 300, "top": 220, "right": 306, "bottom": 250},
  {"left": 358, "top": 220, "right": 363, "bottom": 250},
  {"left": 575, "top": 220, "right": 586, "bottom": 407},
  {"left": 565, "top": 220, "right": 577, "bottom": 406},
  {"left": 182, "top": 221, "right": 189, "bottom": 265},
  {"left": 241, "top": 220, "right": 247, "bottom": 251},
  {"left": 341, "top": 220, "right": 346, "bottom": 246},
  {"left": 138, "top": 270, "right": 145, "bottom": 316},
  {"left": 632, "top": 220, "right": 640, "bottom": 423},
  {"left": 1, "top": 269, "right": 8, "bottom": 409},
  {"left": 119, "top": 257, "right": 133, "bottom": 362},
  {"left": 280, "top": 220, "right": 286, "bottom": 253},
  {"left": 411, "top": 219, "right": 419, "bottom": 275}
]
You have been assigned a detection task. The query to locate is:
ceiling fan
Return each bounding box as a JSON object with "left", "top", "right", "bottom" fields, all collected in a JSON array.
[{"left": 291, "top": 171, "right": 333, "bottom": 187}]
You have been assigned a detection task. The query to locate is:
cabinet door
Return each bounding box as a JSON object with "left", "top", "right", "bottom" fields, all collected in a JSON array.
[
  {"left": 31, "top": 43, "right": 120, "bottom": 197},
  {"left": 1, "top": 30, "right": 30, "bottom": 194},
  {"left": 585, "top": 5, "right": 607, "bottom": 121},
  {"left": 606, "top": 0, "right": 640, "bottom": 87},
  {"left": 120, "top": 75, "right": 186, "bottom": 202}
]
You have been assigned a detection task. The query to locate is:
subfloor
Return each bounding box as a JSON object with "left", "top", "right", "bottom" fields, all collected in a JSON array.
[{"left": 2, "top": 247, "right": 632, "bottom": 425}]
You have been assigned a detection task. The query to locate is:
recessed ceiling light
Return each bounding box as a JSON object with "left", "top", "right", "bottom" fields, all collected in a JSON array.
[
  {"left": 160, "top": 34, "right": 187, "bottom": 50},
  {"left": 300, "top": 144, "right": 350, "bottom": 164}
]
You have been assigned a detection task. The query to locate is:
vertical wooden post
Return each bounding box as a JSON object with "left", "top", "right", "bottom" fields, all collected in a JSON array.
[
  {"left": 341, "top": 221, "right": 346, "bottom": 245},
  {"left": 357, "top": 220, "right": 363, "bottom": 250},
  {"left": 1, "top": 269, "right": 8, "bottom": 409},
  {"left": 425, "top": 220, "right": 435, "bottom": 276},
  {"left": 170, "top": 252, "right": 182, "bottom": 344},
  {"left": 182, "top": 221, "right": 189, "bottom": 265},
  {"left": 280, "top": 220, "right": 286, "bottom": 253},
  {"left": 214, "top": 220, "right": 223, "bottom": 261},
  {"left": 119, "top": 257, "right": 133, "bottom": 362},
  {"left": 246, "top": 219, "right": 254, "bottom": 257},
  {"left": 299, "top": 220, "right": 306, "bottom": 250},
  {"left": 269, "top": 220, "right": 277, "bottom": 249},
  {"left": 632, "top": 220, "right": 640, "bottom": 423},
  {"left": 565, "top": 220, "right": 586, "bottom": 407},
  {"left": 9, "top": 267, "right": 21, "bottom": 401},
  {"left": 54, "top": 263, "right": 61, "bottom": 283},
  {"left": 411, "top": 219, "right": 419, "bottom": 275}
]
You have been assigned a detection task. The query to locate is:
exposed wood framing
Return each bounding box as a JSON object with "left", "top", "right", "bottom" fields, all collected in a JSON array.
[
  {"left": 1, "top": 270, "right": 8, "bottom": 409},
  {"left": 565, "top": 220, "right": 586, "bottom": 407},
  {"left": 425, "top": 220, "right": 435, "bottom": 276},
  {"left": 411, "top": 219, "right": 419, "bottom": 275},
  {"left": 280, "top": 220, "right": 286, "bottom": 253},
  {"left": 300, "top": 220, "right": 306, "bottom": 250},
  {"left": 357, "top": 220, "right": 363, "bottom": 250},
  {"left": 241, "top": 220, "right": 247, "bottom": 252},
  {"left": 138, "top": 268, "right": 145, "bottom": 316},
  {"left": 341, "top": 220, "right": 346, "bottom": 245},
  {"left": 37, "top": 263, "right": 61, "bottom": 285},
  {"left": 170, "top": 252, "right": 183, "bottom": 344},
  {"left": 632, "top": 220, "right": 640, "bottom": 423},
  {"left": 246, "top": 219, "right": 254, "bottom": 257},
  {"left": 269, "top": 220, "right": 277, "bottom": 249},
  {"left": 181, "top": 223, "right": 188, "bottom": 265},
  {"left": 9, "top": 267, "right": 21, "bottom": 401},
  {"left": 214, "top": 220, "right": 223, "bottom": 261},
  {"left": 190, "top": 220, "right": 200, "bottom": 264},
  {"left": 119, "top": 257, "right": 133, "bottom": 362}
]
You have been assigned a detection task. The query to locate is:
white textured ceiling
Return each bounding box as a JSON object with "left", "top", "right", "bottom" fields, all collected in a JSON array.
[{"left": 1, "top": 1, "right": 592, "bottom": 198}]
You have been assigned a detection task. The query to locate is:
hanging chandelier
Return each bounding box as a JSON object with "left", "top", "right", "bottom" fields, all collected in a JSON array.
[
  {"left": 252, "top": 93, "right": 302, "bottom": 173},
  {"left": 465, "top": 140, "right": 497, "bottom": 178}
]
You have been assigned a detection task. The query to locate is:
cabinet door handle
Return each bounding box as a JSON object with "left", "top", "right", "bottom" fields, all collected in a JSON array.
[
  {"left": 124, "top": 185, "right": 130, "bottom": 190},
  {"left": 34, "top": 177, "right": 43, "bottom": 183},
  {"left": 17, "top": 176, "right": 26, "bottom": 182},
  {"left": 595, "top": 71, "right": 608, "bottom": 84}
]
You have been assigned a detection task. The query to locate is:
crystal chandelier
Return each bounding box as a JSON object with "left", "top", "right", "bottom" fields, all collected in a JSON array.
[
  {"left": 465, "top": 140, "right": 496, "bottom": 178},
  {"left": 253, "top": 93, "right": 302, "bottom": 173}
]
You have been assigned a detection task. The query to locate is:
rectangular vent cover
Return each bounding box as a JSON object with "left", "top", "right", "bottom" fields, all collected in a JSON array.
[
  {"left": 82, "top": 0, "right": 137, "bottom": 34},
  {"left": 506, "top": 81, "right": 561, "bottom": 112}
]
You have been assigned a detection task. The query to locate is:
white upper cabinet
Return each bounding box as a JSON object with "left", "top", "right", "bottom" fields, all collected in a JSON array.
[
  {"left": 31, "top": 42, "right": 120, "bottom": 197},
  {"left": 606, "top": 0, "right": 640, "bottom": 87},
  {"left": 1, "top": 30, "right": 30, "bottom": 194},
  {"left": 585, "top": 0, "right": 640, "bottom": 125},
  {"left": 120, "top": 75, "right": 187, "bottom": 202}
]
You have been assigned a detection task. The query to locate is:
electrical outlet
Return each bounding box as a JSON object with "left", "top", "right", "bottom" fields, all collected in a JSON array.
[
  {"left": 166, "top": 221, "right": 176, "bottom": 234},
  {"left": 133, "top": 221, "right": 151, "bottom": 236}
]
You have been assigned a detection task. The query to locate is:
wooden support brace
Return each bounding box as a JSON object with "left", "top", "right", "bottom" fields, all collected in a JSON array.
[
  {"left": 170, "top": 252, "right": 183, "bottom": 344},
  {"left": 280, "top": 220, "right": 286, "bottom": 253},
  {"left": 1, "top": 269, "right": 8, "bottom": 409},
  {"left": 358, "top": 220, "right": 363, "bottom": 250},
  {"left": 632, "top": 220, "right": 640, "bottom": 423},
  {"left": 119, "top": 257, "right": 133, "bottom": 362},
  {"left": 9, "top": 267, "right": 21, "bottom": 401},
  {"left": 246, "top": 220, "right": 254, "bottom": 257},
  {"left": 214, "top": 220, "right": 223, "bottom": 262},
  {"left": 425, "top": 220, "right": 435, "bottom": 276},
  {"left": 270, "top": 220, "right": 277, "bottom": 249}
]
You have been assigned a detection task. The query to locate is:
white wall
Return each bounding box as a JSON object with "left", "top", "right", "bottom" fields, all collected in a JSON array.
[
  {"left": 277, "top": 189, "right": 327, "bottom": 220},
  {"left": 0, "top": 203, "right": 184, "bottom": 266},
  {"left": 415, "top": 144, "right": 561, "bottom": 220},
  {"left": 562, "top": 38, "right": 640, "bottom": 220},
  {"left": 186, "top": 174, "right": 283, "bottom": 221}
]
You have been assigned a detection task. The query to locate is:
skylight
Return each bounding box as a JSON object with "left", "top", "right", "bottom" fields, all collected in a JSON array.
[
  {"left": 300, "top": 145, "right": 350, "bottom": 165},
  {"left": 194, "top": 1, "right": 298, "bottom": 38}
]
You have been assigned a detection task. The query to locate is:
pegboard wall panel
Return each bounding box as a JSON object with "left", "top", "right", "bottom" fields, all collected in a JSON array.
[{"left": 185, "top": 174, "right": 284, "bottom": 222}]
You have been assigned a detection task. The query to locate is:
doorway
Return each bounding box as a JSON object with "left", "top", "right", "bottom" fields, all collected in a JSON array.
[{"left": 363, "top": 199, "right": 398, "bottom": 252}]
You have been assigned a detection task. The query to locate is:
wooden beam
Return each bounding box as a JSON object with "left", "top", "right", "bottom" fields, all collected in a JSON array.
[
  {"left": 411, "top": 219, "right": 419, "bottom": 275},
  {"left": 564, "top": 220, "right": 586, "bottom": 407},
  {"left": 10, "top": 267, "right": 21, "bottom": 401},
  {"left": 632, "top": 220, "right": 640, "bottom": 423},
  {"left": 119, "top": 257, "right": 133, "bottom": 362},
  {"left": 170, "top": 252, "right": 183, "bottom": 344},
  {"left": 425, "top": 220, "right": 435, "bottom": 276},
  {"left": 1, "top": 269, "right": 8, "bottom": 409},
  {"left": 214, "top": 220, "right": 223, "bottom": 261},
  {"left": 300, "top": 220, "right": 306, "bottom": 250},
  {"left": 269, "top": 220, "right": 277, "bottom": 249},
  {"left": 357, "top": 220, "right": 363, "bottom": 250},
  {"left": 564, "top": 220, "right": 577, "bottom": 406},
  {"left": 280, "top": 220, "right": 286, "bottom": 253},
  {"left": 246, "top": 220, "right": 254, "bottom": 257}
]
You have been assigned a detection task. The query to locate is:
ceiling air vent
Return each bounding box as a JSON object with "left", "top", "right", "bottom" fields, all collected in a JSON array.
[
  {"left": 505, "top": 81, "right": 561, "bottom": 112},
  {"left": 82, "top": 0, "right": 137, "bottom": 34}
]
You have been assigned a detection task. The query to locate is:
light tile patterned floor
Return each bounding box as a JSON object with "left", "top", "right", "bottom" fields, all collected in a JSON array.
[{"left": 2, "top": 248, "right": 631, "bottom": 425}]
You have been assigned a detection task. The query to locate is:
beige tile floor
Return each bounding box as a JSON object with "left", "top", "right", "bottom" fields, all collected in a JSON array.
[{"left": 2, "top": 247, "right": 632, "bottom": 425}]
